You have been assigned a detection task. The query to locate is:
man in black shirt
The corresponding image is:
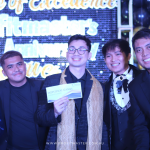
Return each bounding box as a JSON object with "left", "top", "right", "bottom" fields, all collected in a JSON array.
[
  {"left": 36, "top": 35, "right": 104, "bottom": 150},
  {"left": 0, "top": 51, "right": 47, "bottom": 150}
]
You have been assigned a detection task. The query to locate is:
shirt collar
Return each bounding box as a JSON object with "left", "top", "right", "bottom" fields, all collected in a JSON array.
[
  {"left": 67, "top": 67, "right": 87, "bottom": 82},
  {"left": 113, "top": 66, "right": 130, "bottom": 80}
]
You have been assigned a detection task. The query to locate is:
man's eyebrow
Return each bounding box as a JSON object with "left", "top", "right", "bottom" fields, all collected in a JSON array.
[
  {"left": 135, "top": 43, "right": 150, "bottom": 50},
  {"left": 114, "top": 50, "right": 121, "bottom": 53},
  {"left": 6, "top": 61, "right": 23, "bottom": 68},
  {"left": 145, "top": 43, "right": 150, "bottom": 47},
  {"left": 6, "top": 64, "right": 13, "bottom": 68}
]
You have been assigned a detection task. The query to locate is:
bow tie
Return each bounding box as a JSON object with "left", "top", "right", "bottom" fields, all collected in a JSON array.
[{"left": 115, "top": 75, "right": 129, "bottom": 94}]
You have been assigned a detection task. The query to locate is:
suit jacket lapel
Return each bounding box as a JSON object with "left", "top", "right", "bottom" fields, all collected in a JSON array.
[
  {"left": 140, "top": 71, "right": 150, "bottom": 101},
  {"left": 3, "top": 80, "right": 10, "bottom": 134},
  {"left": 104, "top": 75, "right": 112, "bottom": 129},
  {"left": 82, "top": 71, "right": 93, "bottom": 106}
]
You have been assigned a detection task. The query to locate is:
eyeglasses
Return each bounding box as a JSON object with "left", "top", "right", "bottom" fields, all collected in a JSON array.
[{"left": 67, "top": 46, "right": 89, "bottom": 55}]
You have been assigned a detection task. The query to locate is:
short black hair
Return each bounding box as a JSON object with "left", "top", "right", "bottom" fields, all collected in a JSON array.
[
  {"left": 132, "top": 28, "right": 150, "bottom": 50},
  {"left": 68, "top": 34, "right": 91, "bottom": 52},
  {"left": 102, "top": 39, "right": 131, "bottom": 58},
  {"left": 0, "top": 50, "right": 23, "bottom": 68}
]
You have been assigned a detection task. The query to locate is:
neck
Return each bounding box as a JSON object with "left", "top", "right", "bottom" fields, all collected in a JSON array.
[
  {"left": 69, "top": 66, "right": 85, "bottom": 79},
  {"left": 9, "top": 78, "right": 27, "bottom": 87}
]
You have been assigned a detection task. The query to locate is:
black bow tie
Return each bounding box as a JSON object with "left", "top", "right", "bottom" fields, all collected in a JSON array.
[{"left": 115, "top": 75, "right": 129, "bottom": 94}]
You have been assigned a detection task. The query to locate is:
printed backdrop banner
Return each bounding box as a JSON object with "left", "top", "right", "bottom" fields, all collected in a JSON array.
[{"left": 0, "top": 0, "right": 118, "bottom": 82}]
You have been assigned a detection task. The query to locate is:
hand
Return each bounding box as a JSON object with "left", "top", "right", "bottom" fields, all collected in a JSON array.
[{"left": 54, "top": 97, "right": 69, "bottom": 118}]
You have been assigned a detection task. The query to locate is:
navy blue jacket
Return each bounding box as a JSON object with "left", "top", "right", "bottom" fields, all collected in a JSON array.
[
  {"left": 0, "top": 78, "right": 47, "bottom": 150},
  {"left": 128, "top": 70, "right": 150, "bottom": 150},
  {"left": 35, "top": 68, "right": 103, "bottom": 150},
  {"left": 102, "top": 64, "right": 142, "bottom": 150}
]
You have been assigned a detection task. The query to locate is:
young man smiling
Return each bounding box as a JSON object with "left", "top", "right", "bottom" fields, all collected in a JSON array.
[
  {"left": 36, "top": 34, "right": 104, "bottom": 150},
  {"left": 101, "top": 39, "right": 142, "bottom": 150},
  {"left": 128, "top": 28, "right": 150, "bottom": 149}
]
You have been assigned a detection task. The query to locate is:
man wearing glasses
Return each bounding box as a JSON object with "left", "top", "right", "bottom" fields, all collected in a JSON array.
[{"left": 36, "top": 34, "right": 104, "bottom": 150}]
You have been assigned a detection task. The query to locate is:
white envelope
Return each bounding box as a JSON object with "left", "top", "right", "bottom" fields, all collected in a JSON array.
[{"left": 46, "top": 82, "right": 82, "bottom": 103}]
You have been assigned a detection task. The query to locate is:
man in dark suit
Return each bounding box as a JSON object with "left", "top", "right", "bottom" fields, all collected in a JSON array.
[
  {"left": 36, "top": 34, "right": 104, "bottom": 150},
  {"left": 128, "top": 28, "right": 150, "bottom": 149},
  {"left": 101, "top": 39, "right": 142, "bottom": 150},
  {"left": 0, "top": 51, "right": 47, "bottom": 150}
]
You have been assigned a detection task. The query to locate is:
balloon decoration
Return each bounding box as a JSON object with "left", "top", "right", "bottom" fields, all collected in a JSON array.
[
  {"left": 121, "top": 0, "right": 150, "bottom": 28},
  {"left": 133, "top": 8, "right": 149, "bottom": 27}
]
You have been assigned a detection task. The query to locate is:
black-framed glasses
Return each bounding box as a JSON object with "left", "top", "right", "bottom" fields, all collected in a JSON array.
[{"left": 67, "top": 46, "right": 89, "bottom": 55}]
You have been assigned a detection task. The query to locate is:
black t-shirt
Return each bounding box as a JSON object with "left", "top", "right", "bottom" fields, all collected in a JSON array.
[{"left": 8, "top": 81, "right": 39, "bottom": 149}]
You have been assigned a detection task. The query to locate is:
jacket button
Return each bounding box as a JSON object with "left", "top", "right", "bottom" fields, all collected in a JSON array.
[{"left": 120, "top": 138, "right": 122, "bottom": 141}]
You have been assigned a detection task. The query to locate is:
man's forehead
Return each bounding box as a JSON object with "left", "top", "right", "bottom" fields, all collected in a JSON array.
[
  {"left": 106, "top": 47, "right": 122, "bottom": 54},
  {"left": 4, "top": 56, "right": 23, "bottom": 65},
  {"left": 69, "top": 40, "right": 87, "bottom": 47},
  {"left": 135, "top": 38, "right": 150, "bottom": 47}
]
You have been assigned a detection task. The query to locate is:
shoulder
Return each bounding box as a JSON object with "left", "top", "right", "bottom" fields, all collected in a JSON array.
[
  {"left": 42, "top": 73, "right": 61, "bottom": 90},
  {"left": 27, "top": 78, "right": 43, "bottom": 90},
  {"left": 129, "top": 64, "right": 143, "bottom": 77},
  {"left": 0, "top": 79, "right": 8, "bottom": 88},
  {"left": 129, "top": 71, "right": 145, "bottom": 89}
]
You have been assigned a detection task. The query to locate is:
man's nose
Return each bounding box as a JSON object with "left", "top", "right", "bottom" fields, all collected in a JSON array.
[
  {"left": 14, "top": 65, "right": 19, "bottom": 71},
  {"left": 142, "top": 49, "right": 149, "bottom": 57}
]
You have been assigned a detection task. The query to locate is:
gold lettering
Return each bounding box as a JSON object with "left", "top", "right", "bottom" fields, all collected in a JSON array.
[
  {"left": 26, "top": 61, "right": 33, "bottom": 77},
  {"left": 70, "top": 0, "right": 74, "bottom": 7},
  {"left": 32, "top": 62, "right": 41, "bottom": 77},
  {"left": 45, "top": 0, "right": 52, "bottom": 9},
  {"left": 75, "top": 0, "right": 79, "bottom": 8},
  {"left": 8, "top": 0, "right": 17, "bottom": 9},
  {"left": 41, "top": 64, "right": 53, "bottom": 78},
  {"left": 29, "top": 0, "right": 40, "bottom": 11},
  {"left": 39, "top": 0, "right": 46, "bottom": 10},
  {"left": 53, "top": 0, "right": 61, "bottom": 9},
  {"left": 15, "top": 0, "right": 26, "bottom": 14},
  {"left": 90, "top": 0, "right": 95, "bottom": 8},
  {"left": 95, "top": 0, "right": 106, "bottom": 9},
  {"left": 0, "top": 68, "right": 7, "bottom": 81},
  {"left": 0, "top": 0, "right": 6, "bottom": 10},
  {"left": 62, "top": 0, "right": 70, "bottom": 8},
  {"left": 107, "top": 0, "right": 116, "bottom": 8},
  {"left": 80, "top": 0, "right": 88, "bottom": 9}
]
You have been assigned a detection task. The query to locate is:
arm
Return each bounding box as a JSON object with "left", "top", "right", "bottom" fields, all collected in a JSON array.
[
  {"left": 35, "top": 89, "right": 69, "bottom": 127},
  {"left": 129, "top": 92, "right": 149, "bottom": 150}
]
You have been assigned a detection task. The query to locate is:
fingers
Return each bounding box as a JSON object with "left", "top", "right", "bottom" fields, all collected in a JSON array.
[{"left": 54, "top": 97, "right": 69, "bottom": 118}]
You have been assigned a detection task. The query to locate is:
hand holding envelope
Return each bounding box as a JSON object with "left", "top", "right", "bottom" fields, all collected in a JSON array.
[
  {"left": 46, "top": 82, "right": 82, "bottom": 118},
  {"left": 54, "top": 97, "right": 69, "bottom": 118}
]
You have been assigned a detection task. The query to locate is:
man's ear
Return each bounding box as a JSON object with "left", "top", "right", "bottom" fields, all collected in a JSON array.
[
  {"left": 88, "top": 52, "right": 92, "bottom": 60},
  {"left": 2, "top": 70, "right": 6, "bottom": 76},
  {"left": 128, "top": 53, "right": 131, "bottom": 61}
]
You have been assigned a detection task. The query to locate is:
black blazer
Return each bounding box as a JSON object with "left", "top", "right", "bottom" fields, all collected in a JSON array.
[
  {"left": 36, "top": 69, "right": 96, "bottom": 150},
  {"left": 102, "top": 64, "right": 142, "bottom": 150},
  {"left": 128, "top": 70, "right": 150, "bottom": 150},
  {"left": 0, "top": 78, "right": 47, "bottom": 150}
]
